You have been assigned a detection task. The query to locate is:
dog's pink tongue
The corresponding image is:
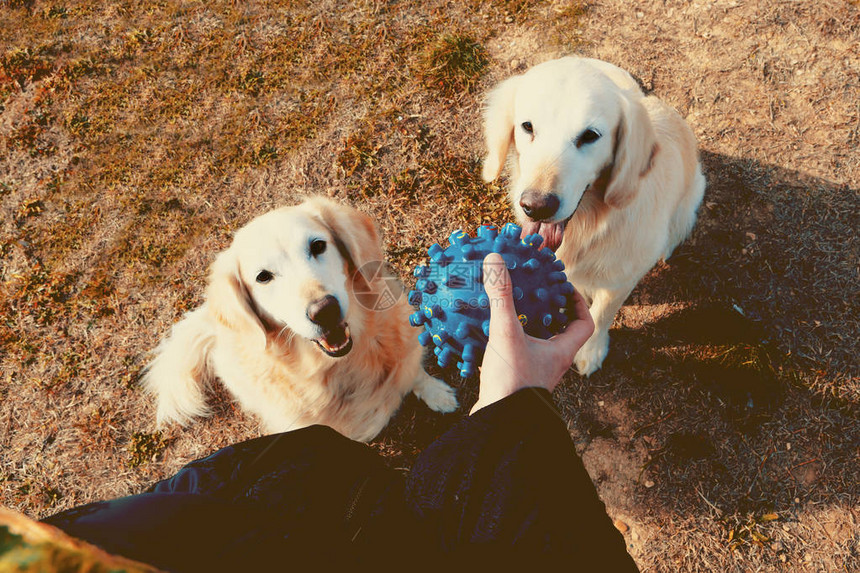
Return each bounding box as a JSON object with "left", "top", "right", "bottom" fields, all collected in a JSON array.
[{"left": 521, "top": 221, "right": 566, "bottom": 252}]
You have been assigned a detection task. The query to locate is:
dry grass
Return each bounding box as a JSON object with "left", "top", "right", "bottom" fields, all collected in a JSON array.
[{"left": 1, "top": 0, "right": 858, "bottom": 571}]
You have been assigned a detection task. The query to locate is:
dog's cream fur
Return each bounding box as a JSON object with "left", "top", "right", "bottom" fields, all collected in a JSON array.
[
  {"left": 142, "top": 197, "right": 457, "bottom": 441},
  {"left": 483, "top": 57, "right": 705, "bottom": 376}
]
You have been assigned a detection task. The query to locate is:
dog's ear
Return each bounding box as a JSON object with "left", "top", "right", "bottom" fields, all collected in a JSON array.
[
  {"left": 310, "top": 197, "right": 384, "bottom": 288},
  {"left": 482, "top": 75, "right": 521, "bottom": 182},
  {"left": 206, "top": 247, "right": 267, "bottom": 347},
  {"left": 605, "top": 91, "right": 658, "bottom": 209}
]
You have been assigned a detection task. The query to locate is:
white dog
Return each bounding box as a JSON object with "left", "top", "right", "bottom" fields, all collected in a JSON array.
[
  {"left": 142, "top": 197, "right": 457, "bottom": 441},
  {"left": 482, "top": 57, "right": 705, "bottom": 375}
]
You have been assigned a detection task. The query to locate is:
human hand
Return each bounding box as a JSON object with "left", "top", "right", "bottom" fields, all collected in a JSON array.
[{"left": 471, "top": 253, "right": 594, "bottom": 415}]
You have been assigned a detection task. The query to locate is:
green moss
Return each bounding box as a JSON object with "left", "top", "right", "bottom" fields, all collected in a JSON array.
[
  {"left": 78, "top": 276, "right": 116, "bottom": 318},
  {"left": 127, "top": 431, "right": 171, "bottom": 468},
  {"left": 237, "top": 69, "right": 265, "bottom": 95},
  {"left": 14, "top": 199, "right": 44, "bottom": 225},
  {"left": 44, "top": 5, "right": 70, "bottom": 20},
  {"left": 337, "top": 129, "right": 383, "bottom": 177},
  {"left": 6, "top": 262, "right": 79, "bottom": 326},
  {"left": 418, "top": 34, "right": 488, "bottom": 97},
  {"left": 115, "top": 217, "right": 201, "bottom": 274},
  {"left": 43, "top": 201, "right": 100, "bottom": 260},
  {"left": 7, "top": 105, "right": 57, "bottom": 157},
  {"left": 119, "top": 355, "right": 144, "bottom": 389},
  {"left": 50, "top": 347, "right": 85, "bottom": 389},
  {"left": 65, "top": 112, "right": 90, "bottom": 136},
  {"left": 0, "top": 47, "right": 54, "bottom": 98},
  {"left": 0, "top": 322, "right": 17, "bottom": 358},
  {"left": 42, "top": 485, "right": 62, "bottom": 507}
]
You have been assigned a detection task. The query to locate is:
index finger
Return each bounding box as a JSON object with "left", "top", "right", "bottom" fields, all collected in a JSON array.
[{"left": 550, "top": 287, "right": 594, "bottom": 349}]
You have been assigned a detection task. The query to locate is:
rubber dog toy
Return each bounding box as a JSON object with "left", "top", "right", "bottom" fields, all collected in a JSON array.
[{"left": 408, "top": 223, "right": 575, "bottom": 377}]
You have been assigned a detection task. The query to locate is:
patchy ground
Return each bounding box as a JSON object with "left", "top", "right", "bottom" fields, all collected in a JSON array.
[{"left": 1, "top": 0, "right": 857, "bottom": 571}]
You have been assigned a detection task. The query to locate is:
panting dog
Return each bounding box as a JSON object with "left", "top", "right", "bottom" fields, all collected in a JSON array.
[
  {"left": 143, "top": 197, "right": 457, "bottom": 441},
  {"left": 482, "top": 57, "right": 705, "bottom": 375}
]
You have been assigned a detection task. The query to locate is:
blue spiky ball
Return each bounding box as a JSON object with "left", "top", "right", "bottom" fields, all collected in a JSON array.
[{"left": 408, "top": 223, "right": 575, "bottom": 378}]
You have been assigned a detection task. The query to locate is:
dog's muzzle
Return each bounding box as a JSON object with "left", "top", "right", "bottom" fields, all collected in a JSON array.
[
  {"left": 518, "top": 191, "right": 572, "bottom": 251},
  {"left": 307, "top": 295, "right": 353, "bottom": 357},
  {"left": 314, "top": 323, "right": 353, "bottom": 357}
]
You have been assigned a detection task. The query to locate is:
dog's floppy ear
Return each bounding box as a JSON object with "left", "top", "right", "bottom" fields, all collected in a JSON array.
[
  {"left": 482, "top": 75, "right": 521, "bottom": 182},
  {"left": 206, "top": 247, "right": 267, "bottom": 347},
  {"left": 309, "top": 197, "right": 384, "bottom": 287},
  {"left": 605, "top": 91, "right": 658, "bottom": 209}
]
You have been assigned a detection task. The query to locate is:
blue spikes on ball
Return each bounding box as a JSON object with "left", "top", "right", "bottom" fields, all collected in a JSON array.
[{"left": 408, "top": 223, "right": 576, "bottom": 378}]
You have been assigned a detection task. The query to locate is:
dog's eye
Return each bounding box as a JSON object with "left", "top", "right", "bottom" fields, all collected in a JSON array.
[
  {"left": 310, "top": 239, "right": 327, "bottom": 257},
  {"left": 521, "top": 121, "right": 534, "bottom": 135},
  {"left": 256, "top": 270, "right": 274, "bottom": 284},
  {"left": 576, "top": 128, "right": 601, "bottom": 148}
]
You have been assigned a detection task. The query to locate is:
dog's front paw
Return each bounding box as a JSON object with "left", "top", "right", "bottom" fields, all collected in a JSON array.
[
  {"left": 481, "top": 156, "right": 502, "bottom": 182},
  {"left": 416, "top": 376, "right": 459, "bottom": 413},
  {"left": 574, "top": 335, "right": 609, "bottom": 377}
]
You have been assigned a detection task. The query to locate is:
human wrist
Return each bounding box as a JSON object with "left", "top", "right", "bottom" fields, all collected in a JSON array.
[
  {"left": 471, "top": 379, "right": 539, "bottom": 414},
  {"left": 470, "top": 386, "right": 557, "bottom": 418}
]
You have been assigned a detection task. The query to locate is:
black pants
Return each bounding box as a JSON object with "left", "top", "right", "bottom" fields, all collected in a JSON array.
[{"left": 45, "top": 388, "right": 638, "bottom": 571}]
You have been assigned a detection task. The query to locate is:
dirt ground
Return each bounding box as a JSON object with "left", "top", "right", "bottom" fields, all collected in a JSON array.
[{"left": 1, "top": 0, "right": 857, "bottom": 571}]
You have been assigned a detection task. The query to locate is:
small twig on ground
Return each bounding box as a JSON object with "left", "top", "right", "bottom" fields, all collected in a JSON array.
[
  {"left": 808, "top": 511, "right": 837, "bottom": 548},
  {"left": 746, "top": 445, "right": 776, "bottom": 496},
  {"left": 696, "top": 485, "right": 723, "bottom": 516},
  {"left": 632, "top": 410, "right": 674, "bottom": 439},
  {"left": 788, "top": 458, "right": 820, "bottom": 473}
]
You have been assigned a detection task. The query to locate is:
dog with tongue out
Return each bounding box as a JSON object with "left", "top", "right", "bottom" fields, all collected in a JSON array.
[{"left": 482, "top": 57, "right": 706, "bottom": 375}]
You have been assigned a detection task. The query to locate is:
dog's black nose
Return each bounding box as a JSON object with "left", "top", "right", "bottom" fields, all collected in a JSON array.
[
  {"left": 519, "top": 191, "right": 560, "bottom": 220},
  {"left": 307, "top": 295, "right": 342, "bottom": 328}
]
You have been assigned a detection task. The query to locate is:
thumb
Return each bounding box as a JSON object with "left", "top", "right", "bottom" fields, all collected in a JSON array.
[{"left": 482, "top": 253, "right": 520, "bottom": 334}]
